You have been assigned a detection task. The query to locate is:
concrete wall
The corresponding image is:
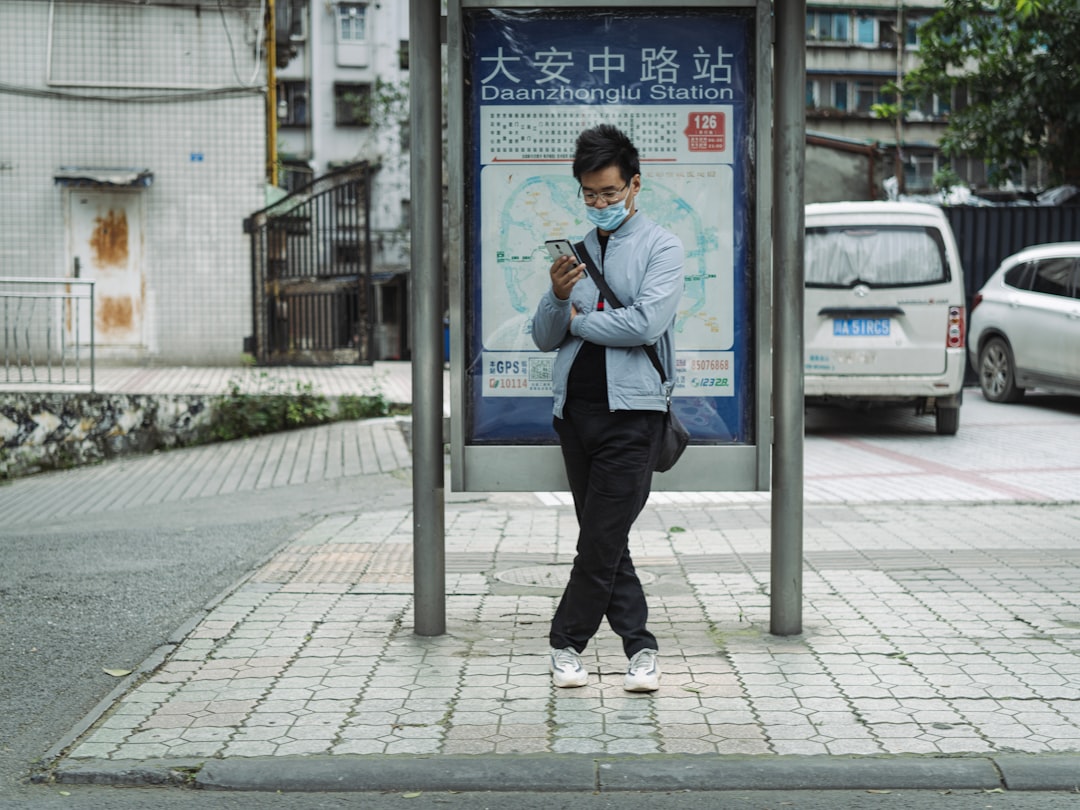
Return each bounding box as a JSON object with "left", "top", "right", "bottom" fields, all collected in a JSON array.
[{"left": 806, "top": 141, "right": 882, "bottom": 202}]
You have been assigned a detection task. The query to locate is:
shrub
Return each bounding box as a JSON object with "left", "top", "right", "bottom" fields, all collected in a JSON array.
[{"left": 211, "top": 375, "right": 331, "bottom": 442}]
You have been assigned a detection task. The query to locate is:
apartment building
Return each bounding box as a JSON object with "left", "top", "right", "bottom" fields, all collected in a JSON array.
[
  {"left": 803, "top": 0, "right": 1021, "bottom": 201},
  {"left": 272, "top": 0, "right": 413, "bottom": 359}
]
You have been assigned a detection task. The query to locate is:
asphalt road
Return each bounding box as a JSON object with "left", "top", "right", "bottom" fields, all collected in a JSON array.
[{"left": 0, "top": 465, "right": 412, "bottom": 806}]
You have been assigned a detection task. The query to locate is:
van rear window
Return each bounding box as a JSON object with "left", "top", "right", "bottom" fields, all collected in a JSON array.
[{"left": 805, "top": 226, "right": 949, "bottom": 288}]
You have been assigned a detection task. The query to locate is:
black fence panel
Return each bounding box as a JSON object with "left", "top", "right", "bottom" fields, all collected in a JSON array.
[{"left": 945, "top": 206, "right": 1080, "bottom": 297}]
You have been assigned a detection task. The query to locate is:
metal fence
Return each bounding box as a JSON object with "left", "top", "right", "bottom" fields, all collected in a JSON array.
[
  {"left": 945, "top": 205, "right": 1080, "bottom": 298},
  {"left": 244, "top": 162, "right": 375, "bottom": 366},
  {"left": 1, "top": 277, "right": 95, "bottom": 390}
]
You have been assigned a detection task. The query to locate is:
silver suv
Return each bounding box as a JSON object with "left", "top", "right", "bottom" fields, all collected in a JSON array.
[{"left": 969, "top": 242, "right": 1080, "bottom": 402}]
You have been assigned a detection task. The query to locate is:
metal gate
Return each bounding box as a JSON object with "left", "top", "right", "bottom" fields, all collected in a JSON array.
[{"left": 244, "top": 162, "right": 374, "bottom": 365}]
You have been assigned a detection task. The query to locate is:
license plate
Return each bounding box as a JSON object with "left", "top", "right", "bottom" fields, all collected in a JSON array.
[{"left": 833, "top": 317, "right": 890, "bottom": 337}]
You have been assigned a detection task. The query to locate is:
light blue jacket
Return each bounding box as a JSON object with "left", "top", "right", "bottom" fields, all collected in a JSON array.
[{"left": 530, "top": 211, "right": 685, "bottom": 419}]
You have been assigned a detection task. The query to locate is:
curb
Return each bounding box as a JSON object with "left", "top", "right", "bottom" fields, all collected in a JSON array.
[{"left": 47, "top": 753, "right": 1080, "bottom": 793}]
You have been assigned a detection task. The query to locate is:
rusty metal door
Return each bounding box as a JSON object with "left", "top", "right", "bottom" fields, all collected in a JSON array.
[{"left": 66, "top": 190, "right": 145, "bottom": 348}]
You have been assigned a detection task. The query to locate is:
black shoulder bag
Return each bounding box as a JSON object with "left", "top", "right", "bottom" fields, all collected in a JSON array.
[{"left": 573, "top": 242, "right": 690, "bottom": 473}]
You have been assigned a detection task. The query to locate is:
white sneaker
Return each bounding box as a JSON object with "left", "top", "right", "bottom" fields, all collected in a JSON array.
[
  {"left": 624, "top": 649, "right": 660, "bottom": 692},
  {"left": 549, "top": 647, "right": 588, "bottom": 688}
]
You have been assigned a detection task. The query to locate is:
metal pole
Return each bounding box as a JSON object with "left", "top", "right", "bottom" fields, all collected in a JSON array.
[
  {"left": 89, "top": 281, "right": 95, "bottom": 393},
  {"left": 409, "top": 0, "right": 446, "bottom": 636},
  {"left": 771, "top": 0, "right": 806, "bottom": 636},
  {"left": 267, "top": 0, "right": 278, "bottom": 187},
  {"left": 894, "top": 0, "right": 906, "bottom": 195},
  {"left": 363, "top": 163, "right": 374, "bottom": 364}
]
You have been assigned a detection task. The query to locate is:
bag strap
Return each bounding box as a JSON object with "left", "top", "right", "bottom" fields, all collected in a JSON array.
[{"left": 574, "top": 240, "right": 667, "bottom": 385}]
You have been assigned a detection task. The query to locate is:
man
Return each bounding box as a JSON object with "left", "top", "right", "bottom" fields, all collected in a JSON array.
[{"left": 530, "top": 124, "right": 684, "bottom": 692}]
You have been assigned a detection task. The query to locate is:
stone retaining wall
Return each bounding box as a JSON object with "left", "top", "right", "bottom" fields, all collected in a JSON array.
[{"left": 0, "top": 393, "right": 215, "bottom": 480}]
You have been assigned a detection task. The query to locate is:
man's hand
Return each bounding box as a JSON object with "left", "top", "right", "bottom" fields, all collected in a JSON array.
[{"left": 550, "top": 254, "right": 585, "bottom": 301}]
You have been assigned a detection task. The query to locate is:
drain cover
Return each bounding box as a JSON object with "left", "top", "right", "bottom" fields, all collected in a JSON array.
[{"left": 495, "top": 564, "right": 655, "bottom": 587}]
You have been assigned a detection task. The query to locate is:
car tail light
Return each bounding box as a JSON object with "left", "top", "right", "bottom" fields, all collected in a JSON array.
[
  {"left": 970, "top": 292, "right": 983, "bottom": 314},
  {"left": 946, "top": 305, "right": 965, "bottom": 349}
]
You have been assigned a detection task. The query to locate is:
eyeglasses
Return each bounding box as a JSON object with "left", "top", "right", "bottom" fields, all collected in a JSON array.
[{"left": 579, "top": 182, "right": 630, "bottom": 206}]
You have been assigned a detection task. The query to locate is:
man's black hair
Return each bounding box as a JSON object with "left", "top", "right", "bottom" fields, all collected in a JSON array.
[{"left": 572, "top": 124, "right": 640, "bottom": 183}]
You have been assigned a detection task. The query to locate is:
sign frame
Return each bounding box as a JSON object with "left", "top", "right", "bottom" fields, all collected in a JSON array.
[{"left": 448, "top": 0, "right": 774, "bottom": 492}]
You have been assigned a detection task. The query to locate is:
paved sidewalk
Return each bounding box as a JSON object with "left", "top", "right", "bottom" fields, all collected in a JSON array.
[
  {"left": 3, "top": 362, "right": 421, "bottom": 404},
  {"left": 20, "top": 378, "right": 1080, "bottom": 791}
]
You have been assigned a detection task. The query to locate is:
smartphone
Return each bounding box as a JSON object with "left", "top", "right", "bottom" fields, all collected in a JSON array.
[{"left": 545, "top": 239, "right": 584, "bottom": 273}]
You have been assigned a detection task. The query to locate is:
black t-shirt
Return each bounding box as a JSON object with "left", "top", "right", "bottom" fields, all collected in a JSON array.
[{"left": 566, "top": 234, "right": 610, "bottom": 403}]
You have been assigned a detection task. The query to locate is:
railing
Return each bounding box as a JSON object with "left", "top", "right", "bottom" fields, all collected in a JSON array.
[{"left": 1, "top": 277, "right": 95, "bottom": 391}]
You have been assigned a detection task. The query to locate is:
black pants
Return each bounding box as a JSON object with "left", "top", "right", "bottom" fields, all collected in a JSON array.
[{"left": 550, "top": 400, "right": 661, "bottom": 658}]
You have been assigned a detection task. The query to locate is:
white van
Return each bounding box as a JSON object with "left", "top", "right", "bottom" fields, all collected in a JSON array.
[{"left": 803, "top": 201, "right": 967, "bottom": 435}]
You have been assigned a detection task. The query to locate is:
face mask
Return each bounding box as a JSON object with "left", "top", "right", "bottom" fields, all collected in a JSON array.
[{"left": 585, "top": 198, "right": 630, "bottom": 231}]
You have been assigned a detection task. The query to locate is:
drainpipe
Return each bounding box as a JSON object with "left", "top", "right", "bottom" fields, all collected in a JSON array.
[
  {"left": 894, "top": 0, "right": 905, "bottom": 194},
  {"left": 267, "top": 0, "right": 279, "bottom": 186}
]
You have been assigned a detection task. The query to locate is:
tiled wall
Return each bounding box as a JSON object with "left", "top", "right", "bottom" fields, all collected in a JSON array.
[{"left": 0, "top": 0, "right": 266, "bottom": 364}]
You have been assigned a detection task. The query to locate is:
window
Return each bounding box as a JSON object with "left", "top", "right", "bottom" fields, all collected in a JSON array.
[
  {"left": 879, "top": 19, "right": 899, "bottom": 48},
  {"left": 1004, "top": 262, "right": 1034, "bottom": 290},
  {"left": 285, "top": 0, "right": 306, "bottom": 40},
  {"left": 833, "top": 81, "right": 848, "bottom": 111},
  {"left": 806, "top": 79, "right": 852, "bottom": 112},
  {"left": 1030, "top": 258, "right": 1075, "bottom": 297},
  {"left": 937, "top": 90, "right": 951, "bottom": 117},
  {"left": 910, "top": 91, "right": 952, "bottom": 121},
  {"left": 281, "top": 161, "right": 313, "bottom": 193},
  {"left": 905, "top": 16, "right": 926, "bottom": 48},
  {"left": 805, "top": 226, "right": 947, "bottom": 287},
  {"left": 910, "top": 93, "right": 933, "bottom": 120},
  {"left": 277, "top": 80, "right": 309, "bottom": 127},
  {"left": 338, "top": 3, "right": 367, "bottom": 42},
  {"left": 334, "top": 82, "right": 372, "bottom": 127},
  {"left": 807, "top": 12, "right": 850, "bottom": 43},
  {"left": 854, "top": 80, "right": 887, "bottom": 113},
  {"left": 831, "top": 14, "right": 850, "bottom": 42},
  {"left": 856, "top": 17, "right": 877, "bottom": 44},
  {"left": 904, "top": 154, "right": 937, "bottom": 192}
]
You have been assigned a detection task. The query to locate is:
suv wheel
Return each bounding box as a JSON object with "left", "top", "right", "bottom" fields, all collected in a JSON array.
[
  {"left": 935, "top": 406, "right": 960, "bottom": 435},
  {"left": 978, "top": 336, "right": 1025, "bottom": 403}
]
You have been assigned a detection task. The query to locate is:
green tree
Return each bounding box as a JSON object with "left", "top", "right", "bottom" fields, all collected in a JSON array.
[{"left": 905, "top": 0, "right": 1080, "bottom": 186}]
